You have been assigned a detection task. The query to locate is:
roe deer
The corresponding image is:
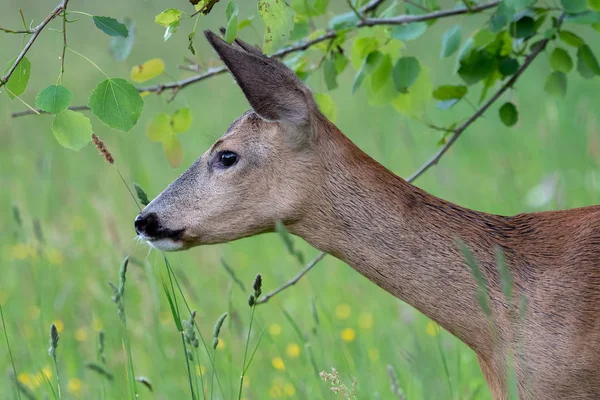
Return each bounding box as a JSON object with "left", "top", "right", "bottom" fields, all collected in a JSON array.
[{"left": 134, "top": 30, "right": 600, "bottom": 399}]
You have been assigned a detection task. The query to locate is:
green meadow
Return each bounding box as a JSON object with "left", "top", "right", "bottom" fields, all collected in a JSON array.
[{"left": 1, "top": 0, "right": 599, "bottom": 399}]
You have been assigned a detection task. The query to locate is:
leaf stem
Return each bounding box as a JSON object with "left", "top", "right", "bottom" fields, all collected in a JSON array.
[{"left": 67, "top": 47, "right": 109, "bottom": 78}]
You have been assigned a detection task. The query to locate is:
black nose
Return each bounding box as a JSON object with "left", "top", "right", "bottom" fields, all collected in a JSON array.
[{"left": 134, "top": 212, "right": 159, "bottom": 237}]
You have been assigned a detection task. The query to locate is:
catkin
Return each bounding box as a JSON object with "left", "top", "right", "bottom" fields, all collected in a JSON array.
[{"left": 91, "top": 133, "right": 114, "bottom": 164}]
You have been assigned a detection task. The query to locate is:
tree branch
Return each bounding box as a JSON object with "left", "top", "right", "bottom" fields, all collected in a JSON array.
[
  {"left": 0, "top": 0, "right": 69, "bottom": 87},
  {"left": 11, "top": 0, "right": 499, "bottom": 114},
  {"left": 359, "top": 0, "right": 500, "bottom": 27},
  {"left": 10, "top": 104, "right": 89, "bottom": 118},
  {"left": 0, "top": 27, "right": 33, "bottom": 34},
  {"left": 407, "top": 14, "right": 565, "bottom": 183}
]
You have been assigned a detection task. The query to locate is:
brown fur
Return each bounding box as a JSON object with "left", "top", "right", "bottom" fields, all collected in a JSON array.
[{"left": 136, "top": 31, "right": 600, "bottom": 399}]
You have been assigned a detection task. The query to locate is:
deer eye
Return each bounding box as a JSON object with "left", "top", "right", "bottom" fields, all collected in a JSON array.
[{"left": 218, "top": 151, "right": 238, "bottom": 168}]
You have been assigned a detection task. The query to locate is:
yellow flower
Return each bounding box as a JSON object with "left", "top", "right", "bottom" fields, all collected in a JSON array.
[
  {"left": 93, "top": 317, "right": 103, "bottom": 331},
  {"left": 358, "top": 312, "right": 373, "bottom": 329},
  {"left": 42, "top": 365, "right": 53, "bottom": 379},
  {"left": 11, "top": 243, "right": 35, "bottom": 260},
  {"left": 272, "top": 357, "right": 285, "bottom": 371},
  {"left": 368, "top": 348, "right": 380, "bottom": 361},
  {"left": 53, "top": 320, "right": 64, "bottom": 333},
  {"left": 269, "top": 324, "right": 282, "bottom": 336},
  {"left": 286, "top": 343, "right": 301, "bottom": 358},
  {"left": 28, "top": 306, "right": 40, "bottom": 320},
  {"left": 340, "top": 328, "right": 356, "bottom": 342},
  {"left": 269, "top": 384, "right": 283, "bottom": 398},
  {"left": 335, "top": 304, "right": 351, "bottom": 320},
  {"left": 216, "top": 339, "right": 226, "bottom": 350},
  {"left": 68, "top": 378, "right": 83, "bottom": 395},
  {"left": 425, "top": 320, "right": 440, "bottom": 337},
  {"left": 75, "top": 328, "right": 88, "bottom": 342},
  {"left": 18, "top": 373, "right": 35, "bottom": 390},
  {"left": 284, "top": 383, "right": 296, "bottom": 397},
  {"left": 195, "top": 365, "right": 206, "bottom": 376},
  {"left": 46, "top": 248, "right": 64, "bottom": 265}
]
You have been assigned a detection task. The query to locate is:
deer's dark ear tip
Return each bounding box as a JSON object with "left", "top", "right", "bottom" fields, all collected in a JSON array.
[{"left": 204, "top": 30, "right": 225, "bottom": 47}]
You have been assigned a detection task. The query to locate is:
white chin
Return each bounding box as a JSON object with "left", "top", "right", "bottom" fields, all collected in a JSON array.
[{"left": 147, "top": 238, "right": 184, "bottom": 251}]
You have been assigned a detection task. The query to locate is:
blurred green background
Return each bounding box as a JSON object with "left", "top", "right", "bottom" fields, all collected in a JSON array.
[{"left": 1, "top": 0, "right": 600, "bottom": 399}]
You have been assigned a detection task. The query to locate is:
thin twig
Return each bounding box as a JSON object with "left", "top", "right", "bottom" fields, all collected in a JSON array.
[
  {"left": 0, "top": 27, "right": 33, "bottom": 34},
  {"left": 10, "top": 104, "right": 89, "bottom": 118},
  {"left": 407, "top": 14, "right": 564, "bottom": 183},
  {"left": 361, "top": 0, "right": 386, "bottom": 13},
  {"left": 346, "top": 0, "right": 366, "bottom": 22},
  {"left": 0, "top": 0, "right": 69, "bottom": 86},
  {"left": 359, "top": 0, "right": 500, "bottom": 27},
  {"left": 60, "top": 7, "right": 67, "bottom": 77},
  {"left": 255, "top": 252, "right": 326, "bottom": 305},
  {"left": 11, "top": 0, "right": 498, "bottom": 113}
]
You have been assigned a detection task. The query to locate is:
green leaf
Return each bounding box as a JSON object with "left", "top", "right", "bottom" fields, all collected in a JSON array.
[
  {"left": 364, "top": 51, "right": 384, "bottom": 74},
  {"left": 352, "top": 68, "right": 366, "bottom": 94},
  {"left": 504, "top": 0, "right": 535, "bottom": 11},
  {"left": 458, "top": 50, "right": 496, "bottom": 85},
  {"left": 52, "top": 110, "right": 92, "bottom": 150},
  {"left": 93, "top": 16, "right": 129, "bottom": 37},
  {"left": 489, "top": 2, "right": 515, "bottom": 33},
  {"left": 391, "top": 22, "right": 427, "bottom": 41},
  {"left": 292, "top": 0, "right": 329, "bottom": 16},
  {"left": 36, "top": 85, "right": 72, "bottom": 114},
  {"left": 155, "top": 9, "right": 182, "bottom": 27},
  {"left": 392, "top": 57, "right": 421, "bottom": 92},
  {"left": 559, "top": 30, "right": 585, "bottom": 47},
  {"left": 172, "top": 108, "right": 193, "bottom": 133},
  {"left": 328, "top": 11, "right": 359, "bottom": 30},
  {"left": 147, "top": 113, "right": 172, "bottom": 142},
  {"left": 164, "top": 21, "right": 180, "bottom": 42},
  {"left": 498, "top": 57, "right": 519, "bottom": 76},
  {"left": 432, "top": 85, "right": 467, "bottom": 100},
  {"left": 510, "top": 16, "right": 535, "bottom": 39},
  {"left": 473, "top": 28, "right": 496, "bottom": 48},
  {"left": 550, "top": 48, "right": 573, "bottom": 73},
  {"left": 561, "top": 0, "right": 587, "bottom": 13},
  {"left": 577, "top": 44, "right": 600, "bottom": 78},
  {"left": 323, "top": 57, "right": 338, "bottom": 91},
  {"left": 314, "top": 92, "right": 337, "bottom": 122},
  {"left": 3, "top": 56, "right": 31, "bottom": 99},
  {"left": 441, "top": 25, "right": 461, "bottom": 58},
  {"left": 590, "top": 0, "right": 600, "bottom": 11},
  {"left": 88, "top": 78, "right": 144, "bottom": 132},
  {"left": 225, "top": 0, "right": 239, "bottom": 44},
  {"left": 544, "top": 71, "right": 567, "bottom": 97},
  {"left": 565, "top": 11, "right": 600, "bottom": 23},
  {"left": 133, "top": 183, "right": 150, "bottom": 206},
  {"left": 499, "top": 102, "right": 518, "bottom": 127},
  {"left": 160, "top": 273, "right": 183, "bottom": 331},
  {"left": 391, "top": 66, "right": 432, "bottom": 118},
  {"left": 110, "top": 18, "right": 135, "bottom": 62},
  {"left": 258, "top": 0, "right": 294, "bottom": 54},
  {"left": 351, "top": 36, "right": 379, "bottom": 69},
  {"left": 370, "top": 54, "right": 392, "bottom": 93}
]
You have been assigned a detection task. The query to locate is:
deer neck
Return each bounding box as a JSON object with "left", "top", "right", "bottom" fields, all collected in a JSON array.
[{"left": 291, "top": 118, "right": 501, "bottom": 355}]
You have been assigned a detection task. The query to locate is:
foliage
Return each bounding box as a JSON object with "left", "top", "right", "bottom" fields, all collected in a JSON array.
[{"left": 1, "top": 0, "right": 599, "bottom": 160}]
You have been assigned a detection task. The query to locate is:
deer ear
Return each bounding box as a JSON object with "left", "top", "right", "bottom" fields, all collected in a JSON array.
[{"left": 204, "top": 30, "right": 315, "bottom": 125}]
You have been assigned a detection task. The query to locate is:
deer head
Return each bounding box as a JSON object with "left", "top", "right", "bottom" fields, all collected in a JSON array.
[{"left": 134, "top": 31, "right": 327, "bottom": 251}]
